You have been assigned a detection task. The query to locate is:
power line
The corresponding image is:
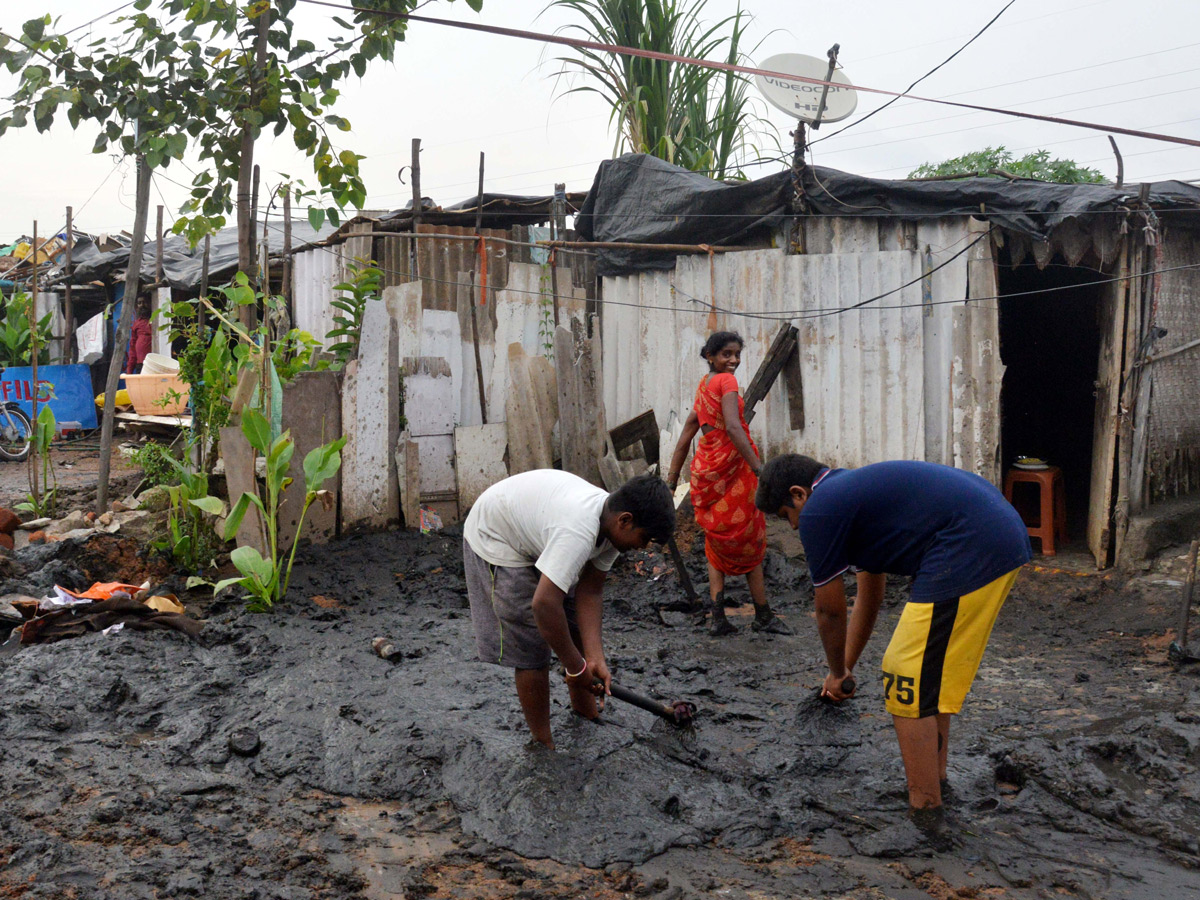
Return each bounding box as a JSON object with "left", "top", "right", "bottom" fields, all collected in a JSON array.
[
  {"left": 837, "top": 0, "right": 1116, "bottom": 68},
  {"left": 259, "top": 215, "right": 1200, "bottom": 326},
  {"left": 854, "top": 40, "right": 1200, "bottom": 114},
  {"left": 673, "top": 256, "right": 1200, "bottom": 322},
  {"left": 855, "top": 114, "right": 1200, "bottom": 178},
  {"left": 810, "top": 0, "right": 1017, "bottom": 146},
  {"left": 818, "top": 85, "right": 1200, "bottom": 165},
  {"left": 823, "top": 67, "right": 1200, "bottom": 154},
  {"left": 293, "top": 0, "right": 1200, "bottom": 150}
]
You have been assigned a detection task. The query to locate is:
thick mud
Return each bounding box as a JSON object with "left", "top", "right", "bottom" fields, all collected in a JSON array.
[{"left": 0, "top": 525, "right": 1197, "bottom": 898}]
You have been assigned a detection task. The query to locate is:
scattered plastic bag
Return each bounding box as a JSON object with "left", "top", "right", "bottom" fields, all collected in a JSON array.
[{"left": 419, "top": 505, "right": 443, "bottom": 535}]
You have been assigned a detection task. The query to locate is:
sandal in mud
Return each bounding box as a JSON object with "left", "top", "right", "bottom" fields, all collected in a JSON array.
[
  {"left": 751, "top": 614, "right": 792, "bottom": 635},
  {"left": 709, "top": 616, "right": 738, "bottom": 637}
]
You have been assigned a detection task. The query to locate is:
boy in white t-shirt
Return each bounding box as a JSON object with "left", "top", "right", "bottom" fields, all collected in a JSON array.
[{"left": 463, "top": 470, "right": 676, "bottom": 749}]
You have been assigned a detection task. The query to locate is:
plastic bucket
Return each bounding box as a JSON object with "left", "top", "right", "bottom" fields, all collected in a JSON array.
[{"left": 141, "top": 353, "right": 179, "bottom": 375}]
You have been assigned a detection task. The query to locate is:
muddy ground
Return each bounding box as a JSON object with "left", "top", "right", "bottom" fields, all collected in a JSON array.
[{"left": 0, "top": 513, "right": 1198, "bottom": 899}]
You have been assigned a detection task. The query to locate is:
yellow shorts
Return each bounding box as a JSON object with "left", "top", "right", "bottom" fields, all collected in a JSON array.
[{"left": 880, "top": 569, "right": 1020, "bottom": 719}]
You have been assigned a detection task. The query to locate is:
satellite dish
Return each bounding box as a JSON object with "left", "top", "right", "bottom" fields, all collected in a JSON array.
[{"left": 755, "top": 53, "right": 858, "bottom": 124}]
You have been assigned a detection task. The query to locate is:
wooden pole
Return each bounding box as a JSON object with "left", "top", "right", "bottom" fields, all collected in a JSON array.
[
  {"left": 64, "top": 206, "right": 75, "bottom": 364},
  {"left": 29, "top": 220, "right": 39, "bottom": 503},
  {"left": 468, "top": 152, "right": 488, "bottom": 423},
  {"left": 155, "top": 204, "right": 164, "bottom": 284},
  {"left": 237, "top": 2, "right": 270, "bottom": 287},
  {"left": 98, "top": 154, "right": 152, "bottom": 514},
  {"left": 410, "top": 138, "right": 422, "bottom": 280},
  {"left": 788, "top": 121, "right": 807, "bottom": 255},
  {"left": 261, "top": 188, "right": 270, "bottom": 299},
  {"left": 550, "top": 182, "right": 565, "bottom": 327},
  {"left": 283, "top": 188, "right": 293, "bottom": 320},
  {"left": 199, "top": 234, "right": 211, "bottom": 331},
  {"left": 244, "top": 163, "right": 260, "bottom": 330}
]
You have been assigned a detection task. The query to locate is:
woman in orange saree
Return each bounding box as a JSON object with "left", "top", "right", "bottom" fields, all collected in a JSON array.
[{"left": 667, "top": 332, "right": 791, "bottom": 636}]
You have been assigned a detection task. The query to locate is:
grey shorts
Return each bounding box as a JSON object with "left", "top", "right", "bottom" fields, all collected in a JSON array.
[{"left": 463, "top": 541, "right": 578, "bottom": 670}]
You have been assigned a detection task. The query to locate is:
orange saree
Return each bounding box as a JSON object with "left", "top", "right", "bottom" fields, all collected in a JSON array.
[{"left": 689, "top": 372, "right": 766, "bottom": 575}]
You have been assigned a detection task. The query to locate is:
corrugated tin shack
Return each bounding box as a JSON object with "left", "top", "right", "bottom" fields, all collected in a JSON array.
[{"left": 578, "top": 154, "right": 1200, "bottom": 568}]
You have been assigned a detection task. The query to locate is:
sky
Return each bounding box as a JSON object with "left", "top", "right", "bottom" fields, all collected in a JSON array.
[{"left": 1, "top": 0, "right": 1197, "bottom": 240}]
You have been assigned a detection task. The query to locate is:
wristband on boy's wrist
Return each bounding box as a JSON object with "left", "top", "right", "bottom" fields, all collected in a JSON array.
[{"left": 564, "top": 659, "right": 587, "bottom": 679}]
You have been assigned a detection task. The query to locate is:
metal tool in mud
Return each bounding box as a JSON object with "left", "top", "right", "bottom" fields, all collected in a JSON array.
[
  {"left": 1169, "top": 540, "right": 1200, "bottom": 665},
  {"left": 604, "top": 681, "right": 697, "bottom": 729}
]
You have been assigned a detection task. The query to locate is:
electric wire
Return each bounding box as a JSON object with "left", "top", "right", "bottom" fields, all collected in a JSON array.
[
  {"left": 256, "top": 215, "right": 1200, "bottom": 326},
  {"left": 292, "top": 0, "right": 1200, "bottom": 150},
  {"left": 809, "top": 0, "right": 1016, "bottom": 146}
]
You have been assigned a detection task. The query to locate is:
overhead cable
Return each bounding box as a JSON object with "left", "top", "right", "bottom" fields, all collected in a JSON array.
[
  {"left": 809, "top": 0, "right": 1017, "bottom": 146},
  {"left": 293, "top": 0, "right": 1200, "bottom": 150}
]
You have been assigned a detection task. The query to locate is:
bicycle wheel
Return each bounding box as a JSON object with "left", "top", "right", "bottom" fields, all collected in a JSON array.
[{"left": 0, "top": 406, "right": 33, "bottom": 462}]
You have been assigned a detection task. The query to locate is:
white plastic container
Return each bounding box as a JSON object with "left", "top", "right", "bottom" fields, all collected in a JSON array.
[{"left": 141, "top": 353, "right": 179, "bottom": 375}]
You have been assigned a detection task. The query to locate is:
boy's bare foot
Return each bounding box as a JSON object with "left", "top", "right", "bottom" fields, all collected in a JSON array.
[
  {"left": 908, "top": 805, "right": 957, "bottom": 852},
  {"left": 751, "top": 613, "right": 792, "bottom": 635},
  {"left": 709, "top": 616, "right": 738, "bottom": 636}
]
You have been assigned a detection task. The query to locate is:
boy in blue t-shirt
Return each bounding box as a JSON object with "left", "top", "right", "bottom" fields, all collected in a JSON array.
[{"left": 755, "top": 455, "right": 1031, "bottom": 842}]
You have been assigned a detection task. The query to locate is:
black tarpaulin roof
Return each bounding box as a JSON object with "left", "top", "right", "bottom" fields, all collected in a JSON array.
[
  {"left": 68, "top": 219, "right": 335, "bottom": 292},
  {"left": 576, "top": 153, "right": 1200, "bottom": 276}
]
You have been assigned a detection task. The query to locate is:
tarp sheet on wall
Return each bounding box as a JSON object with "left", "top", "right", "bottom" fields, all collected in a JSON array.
[{"left": 576, "top": 153, "right": 1200, "bottom": 276}]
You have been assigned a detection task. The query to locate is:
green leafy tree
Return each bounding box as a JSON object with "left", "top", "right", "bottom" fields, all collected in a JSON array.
[
  {"left": 0, "top": 0, "right": 481, "bottom": 510},
  {"left": 909, "top": 146, "right": 1106, "bottom": 183},
  {"left": 550, "top": 0, "right": 770, "bottom": 179},
  {"left": 0, "top": 0, "right": 483, "bottom": 254}
]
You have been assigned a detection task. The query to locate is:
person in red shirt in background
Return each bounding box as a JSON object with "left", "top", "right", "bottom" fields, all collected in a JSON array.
[{"left": 125, "top": 295, "right": 152, "bottom": 374}]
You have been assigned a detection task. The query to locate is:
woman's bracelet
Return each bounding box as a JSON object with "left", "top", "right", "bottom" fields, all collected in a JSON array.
[{"left": 564, "top": 659, "right": 587, "bottom": 679}]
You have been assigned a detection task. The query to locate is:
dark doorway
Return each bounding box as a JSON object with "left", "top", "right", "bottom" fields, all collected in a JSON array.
[{"left": 997, "top": 256, "right": 1103, "bottom": 544}]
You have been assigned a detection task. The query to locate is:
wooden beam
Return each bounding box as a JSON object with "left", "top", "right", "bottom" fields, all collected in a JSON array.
[
  {"left": 783, "top": 343, "right": 805, "bottom": 430},
  {"left": 743, "top": 322, "right": 799, "bottom": 424},
  {"left": 609, "top": 409, "right": 660, "bottom": 464}
]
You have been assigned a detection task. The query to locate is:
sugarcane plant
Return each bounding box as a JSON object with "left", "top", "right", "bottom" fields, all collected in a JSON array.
[{"left": 214, "top": 407, "right": 345, "bottom": 611}]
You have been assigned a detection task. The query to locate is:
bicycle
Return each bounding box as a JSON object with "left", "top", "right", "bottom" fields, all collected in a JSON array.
[{"left": 0, "top": 402, "right": 32, "bottom": 462}]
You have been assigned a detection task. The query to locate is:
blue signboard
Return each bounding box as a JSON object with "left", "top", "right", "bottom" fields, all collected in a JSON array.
[{"left": 1, "top": 364, "right": 99, "bottom": 429}]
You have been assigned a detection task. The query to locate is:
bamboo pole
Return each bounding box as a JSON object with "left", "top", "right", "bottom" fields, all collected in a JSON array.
[
  {"left": 468, "top": 152, "right": 487, "bottom": 423},
  {"left": 410, "top": 138, "right": 422, "bottom": 280},
  {"left": 64, "top": 206, "right": 75, "bottom": 364},
  {"left": 29, "top": 220, "right": 39, "bottom": 504}
]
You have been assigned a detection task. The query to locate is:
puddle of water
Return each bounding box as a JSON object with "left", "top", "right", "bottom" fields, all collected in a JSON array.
[
  {"left": 122, "top": 730, "right": 168, "bottom": 747},
  {"left": 335, "top": 798, "right": 458, "bottom": 900}
]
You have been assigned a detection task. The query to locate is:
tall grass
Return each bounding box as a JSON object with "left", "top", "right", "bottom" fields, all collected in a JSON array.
[{"left": 549, "top": 0, "right": 772, "bottom": 180}]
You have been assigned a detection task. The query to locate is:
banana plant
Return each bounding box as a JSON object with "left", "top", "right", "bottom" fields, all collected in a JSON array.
[{"left": 214, "top": 407, "right": 345, "bottom": 611}]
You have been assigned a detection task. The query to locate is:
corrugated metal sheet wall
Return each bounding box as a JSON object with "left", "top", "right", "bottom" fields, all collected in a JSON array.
[
  {"left": 293, "top": 243, "right": 345, "bottom": 349},
  {"left": 600, "top": 218, "right": 1000, "bottom": 477}
]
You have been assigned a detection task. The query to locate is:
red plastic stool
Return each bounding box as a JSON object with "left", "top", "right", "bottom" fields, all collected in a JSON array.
[{"left": 1003, "top": 465, "right": 1068, "bottom": 556}]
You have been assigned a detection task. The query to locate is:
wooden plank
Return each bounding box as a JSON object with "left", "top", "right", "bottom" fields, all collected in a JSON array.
[
  {"left": 396, "top": 431, "right": 421, "bottom": 530},
  {"left": 219, "top": 424, "right": 267, "bottom": 555},
  {"left": 783, "top": 343, "right": 805, "bottom": 430},
  {"left": 341, "top": 300, "right": 402, "bottom": 530},
  {"left": 609, "top": 409, "right": 659, "bottom": 464},
  {"left": 1086, "top": 241, "right": 1128, "bottom": 568},
  {"left": 278, "top": 370, "right": 340, "bottom": 552},
  {"left": 505, "top": 343, "right": 556, "bottom": 473},
  {"left": 338, "top": 360, "right": 359, "bottom": 533},
  {"left": 742, "top": 323, "right": 799, "bottom": 424},
  {"left": 554, "top": 322, "right": 607, "bottom": 486},
  {"left": 454, "top": 423, "right": 508, "bottom": 511},
  {"left": 115, "top": 412, "right": 194, "bottom": 427}
]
